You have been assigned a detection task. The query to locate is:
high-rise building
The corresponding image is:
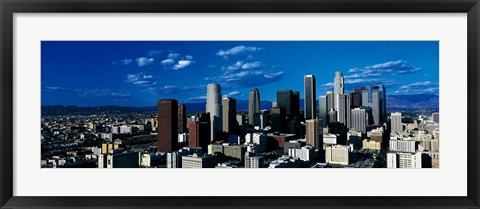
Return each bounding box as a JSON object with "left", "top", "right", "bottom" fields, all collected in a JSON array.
[
  {"left": 248, "top": 88, "right": 260, "bottom": 125},
  {"left": 222, "top": 97, "right": 237, "bottom": 133},
  {"left": 292, "top": 91, "right": 300, "bottom": 117},
  {"left": 346, "top": 93, "right": 352, "bottom": 129},
  {"left": 206, "top": 84, "right": 222, "bottom": 141},
  {"left": 325, "top": 145, "right": 349, "bottom": 165},
  {"left": 277, "top": 90, "right": 293, "bottom": 117},
  {"left": 335, "top": 94, "right": 347, "bottom": 125},
  {"left": 157, "top": 99, "right": 179, "bottom": 152},
  {"left": 188, "top": 113, "right": 210, "bottom": 152},
  {"left": 329, "top": 109, "right": 337, "bottom": 123},
  {"left": 351, "top": 108, "right": 367, "bottom": 133},
  {"left": 271, "top": 107, "right": 286, "bottom": 133},
  {"left": 178, "top": 104, "right": 186, "bottom": 133},
  {"left": 391, "top": 112, "right": 402, "bottom": 133},
  {"left": 359, "top": 85, "right": 386, "bottom": 125},
  {"left": 326, "top": 91, "right": 334, "bottom": 112},
  {"left": 432, "top": 112, "right": 439, "bottom": 123},
  {"left": 304, "top": 75, "right": 316, "bottom": 120},
  {"left": 318, "top": 96, "right": 328, "bottom": 127},
  {"left": 306, "top": 119, "right": 323, "bottom": 150},
  {"left": 333, "top": 71, "right": 344, "bottom": 95}
]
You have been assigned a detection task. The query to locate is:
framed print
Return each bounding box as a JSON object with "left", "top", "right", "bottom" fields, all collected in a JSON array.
[{"left": 1, "top": 0, "right": 479, "bottom": 208}]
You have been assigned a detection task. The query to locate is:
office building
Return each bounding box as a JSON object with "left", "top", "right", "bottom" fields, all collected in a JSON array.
[
  {"left": 306, "top": 119, "right": 323, "bottom": 150},
  {"left": 206, "top": 84, "right": 222, "bottom": 141},
  {"left": 288, "top": 145, "right": 317, "bottom": 162},
  {"left": 351, "top": 108, "right": 367, "bottom": 133},
  {"left": 157, "top": 99, "right": 179, "bottom": 152},
  {"left": 359, "top": 85, "right": 386, "bottom": 125},
  {"left": 335, "top": 94, "right": 347, "bottom": 125},
  {"left": 323, "top": 133, "right": 337, "bottom": 145},
  {"left": 248, "top": 88, "right": 260, "bottom": 125},
  {"left": 182, "top": 154, "right": 218, "bottom": 168},
  {"left": 432, "top": 112, "right": 439, "bottom": 123},
  {"left": 304, "top": 75, "right": 316, "bottom": 120},
  {"left": 188, "top": 113, "right": 210, "bottom": 152},
  {"left": 244, "top": 152, "right": 265, "bottom": 168},
  {"left": 292, "top": 91, "right": 300, "bottom": 117},
  {"left": 329, "top": 109, "right": 337, "bottom": 123},
  {"left": 271, "top": 106, "right": 286, "bottom": 133},
  {"left": 362, "top": 139, "right": 381, "bottom": 150},
  {"left": 102, "top": 152, "right": 140, "bottom": 168},
  {"left": 318, "top": 96, "right": 328, "bottom": 127},
  {"left": 222, "top": 97, "right": 237, "bottom": 133},
  {"left": 389, "top": 140, "right": 417, "bottom": 153},
  {"left": 277, "top": 90, "right": 294, "bottom": 117},
  {"left": 325, "top": 145, "right": 349, "bottom": 165},
  {"left": 178, "top": 104, "right": 186, "bottom": 133},
  {"left": 391, "top": 112, "right": 402, "bottom": 133},
  {"left": 333, "top": 71, "right": 344, "bottom": 96},
  {"left": 326, "top": 91, "right": 334, "bottom": 112}
]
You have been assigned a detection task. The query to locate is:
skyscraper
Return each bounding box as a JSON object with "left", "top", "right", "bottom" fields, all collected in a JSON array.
[
  {"left": 329, "top": 109, "right": 337, "bottom": 123},
  {"left": 291, "top": 91, "right": 300, "bottom": 118},
  {"left": 326, "top": 91, "right": 333, "bottom": 112},
  {"left": 206, "top": 84, "right": 222, "bottom": 141},
  {"left": 306, "top": 119, "right": 323, "bottom": 150},
  {"left": 304, "top": 75, "right": 316, "bottom": 120},
  {"left": 157, "top": 99, "right": 179, "bottom": 152},
  {"left": 335, "top": 94, "right": 346, "bottom": 125},
  {"left": 351, "top": 108, "right": 367, "bottom": 133},
  {"left": 346, "top": 93, "right": 352, "bottom": 129},
  {"left": 360, "top": 85, "right": 386, "bottom": 126},
  {"left": 222, "top": 97, "right": 237, "bottom": 133},
  {"left": 248, "top": 88, "right": 260, "bottom": 125},
  {"left": 333, "top": 71, "right": 344, "bottom": 95},
  {"left": 271, "top": 106, "right": 286, "bottom": 133},
  {"left": 178, "top": 104, "right": 186, "bottom": 133},
  {"left": 318, "top": 96, "right": 328, "bottom": 127},
  {"left": 391, "top": 112, "right": 402, "bottom": 133},
  {"left": 188, "top": 113, "right": 210, "bottom": 152},
  {"left": 277, "top": 90, "right": 293, "bottom": 117}
]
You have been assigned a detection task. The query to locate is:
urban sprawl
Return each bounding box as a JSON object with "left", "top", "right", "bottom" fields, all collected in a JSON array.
[{"left": 41, "top": 71, "right": 440, "bottom": 168}]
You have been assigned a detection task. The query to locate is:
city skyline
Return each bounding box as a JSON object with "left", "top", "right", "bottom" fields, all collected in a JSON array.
[{"left": 42, "top": 41, "right": 439, "bottom": 107}]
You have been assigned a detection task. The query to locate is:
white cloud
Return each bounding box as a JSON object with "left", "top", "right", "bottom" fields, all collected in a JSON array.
[
  {"left": 125, "top": 73, "right": 156, "bottom": 86},
  {"left": 241, "top": 61, "right": 263, "bottom": 70},
  {"left": 172, "top": 60, "right": 195, "bottom": 70},
  {"left": 225, "top": 91, "right": 241, "bottom": 97},
  {"left": 394, "top": 81, "right": 439, "bottom": 95},
  {"left": 161, "top": 59, "right": 175, "bottom": 65},
  {"left": 135, "top": 57, "right": 154, "bottom": 67},
  {"left": 147, "top": 49, "right": 163, "bottom": 56},
  {"left": 216, "top": 45, "right": 264, "bottom": 59},
  {"left": 168, "top": 52, "right": 180, "bottom": 59}
]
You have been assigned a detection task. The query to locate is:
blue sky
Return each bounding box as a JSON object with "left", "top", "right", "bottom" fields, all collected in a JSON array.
[{"left": 41, "top": 41, "right": 439, "bottom": 107}]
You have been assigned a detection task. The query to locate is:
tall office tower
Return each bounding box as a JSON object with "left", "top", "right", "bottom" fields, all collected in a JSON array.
[
  {"left": 306, "top": 119, "right": 323, "bottom": 150},
  {"left": 360, "top": 85, "right": 386, "bottom": 126},
  {"left": 188, "top": 113, "right": 210, "bottom": 152},
  {"left": 333, "top": 71, "right": 344, "bottom": 111},
  {"left": 222, "top": 97, "right": 237, "bottom": 133},
  {"left": 346, "top": 93, "right": 352, "bottom": 128},
  {"left": 329, "top": 109, "right": 337, "bottom": 123},
  {"left": 304, "top": 75, "right": 317, "bottom": 120},
  {"left": 206, "top": 84, "right": 222, "bottom": 141},
  {"left": 351, "top": 91, "right": 361, "bottom": 108},
  {"left": 326, "top": 91, "right": 334, "bottom": 112},
  {"left": 178, "top": 104, "right": 186, "bottom": 133},
  {"left": 391, "top": 112, "right": 402, "bottom": 133},
  {"left": 432, "top": 112, "right": 439, "bottom": 123},
  {"left": 271, "top": 107, "right": 286, "bottom": 133},
  {"left": 351, "top": 108, "right": 367, "bottom": 133},
  {"left": 248, "top": 88, "right": 260, "bottom": 125},
  {"left": 318, "top": 96, "right": 328, "bottom": 127},
  {"left": 277, "top": 90, "right": 293, "bottom": 117},
  {"left": 292, "top": 91, "right": 300, "bottom": 117},
  {"left": 157, "top": 99, "right": 179, "bottom": 152},
  {"left": 335, "top": 94, "right": 347, "bottom": 125},
  {"left": 333, "top": 71, "right": 344, "bottom": 95}
]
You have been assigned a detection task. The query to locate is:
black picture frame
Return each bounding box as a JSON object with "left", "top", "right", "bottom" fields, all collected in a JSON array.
[{"left": 1, "top": 0, "right": 479, "bottom": 208}]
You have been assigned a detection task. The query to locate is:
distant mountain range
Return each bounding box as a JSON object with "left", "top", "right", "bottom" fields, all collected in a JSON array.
[{"left": 42, "top": 94, "right": 438, "bottom": 115}]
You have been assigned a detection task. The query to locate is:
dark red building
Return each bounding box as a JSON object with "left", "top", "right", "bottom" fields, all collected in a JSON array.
[
  {"left": 157, "top": 99, "right": 179, "bottom": 152},
  {"left": 188, "top": 113, "right": 210, "bottom": 152}
]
